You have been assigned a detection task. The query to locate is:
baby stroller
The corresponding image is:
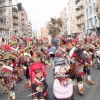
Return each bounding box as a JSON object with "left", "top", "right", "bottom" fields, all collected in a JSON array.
[
  {"left": 29, "top": 62, "right": 49, "bottom": 100},
  {"left": 53, "top": 57, "right": 74, "bottom": 100},
  {"left": 94, "top": 50, "right": 100, "bottom": 69}
]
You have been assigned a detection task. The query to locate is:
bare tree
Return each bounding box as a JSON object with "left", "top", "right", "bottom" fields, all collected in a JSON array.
[{"left": 47, "top": 17, "right": 63, "bottom": 36}]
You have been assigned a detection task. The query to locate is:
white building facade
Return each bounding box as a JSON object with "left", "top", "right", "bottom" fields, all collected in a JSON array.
[
  {"left": 84, "top": 0, "right": 99, "bottom": 34},
  {"left": 35, "top": 29, "right": 42, "bottom": 39},
  {"left": 27, "top": 20, "right": 32, "bottom": 37},
  {"left": 0, "top": 0, "right": 13, "bottom": 37},
  {"left": 59, "top": 1, "right": 71, "bottom": 35},
  {"left": 65, "top": 2, "right": 71, "bottom": 35}
]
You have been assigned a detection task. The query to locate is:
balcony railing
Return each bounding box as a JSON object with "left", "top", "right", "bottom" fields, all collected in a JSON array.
[
  {"left": 75, "top": 0, "right": 84, "bottom": 6},
  {"left": 75, "top": 0, "right": 80, "bottom": 4},
  {"left": 77, "top": 18, "right": 84, "bottom": 25},
  {"left": 13, "top": 26, "right": 19, "bottom": 29},
  {"left": 76, "top": 5, "right": 83, "bottom": 11},
  {"left": 0, "top": 13, "right": 7, "bottom": 18},
  {"left": 13, "top": 19, "right": 19, "bottom": 24},
  {"left": 0, "top": 23, "right": 8, "bottom": 29},
  {"left": 76, "top": 10, "right": 84, "bottom": 18},
  {"left": 0, "top": 0, "right": 6, "bottom": 2},
  {"left": 0, "top": 2, "right": 6, "bottom": 11},
  {"left": 12, "top": 12, "right": 18, "bottom": 18}
]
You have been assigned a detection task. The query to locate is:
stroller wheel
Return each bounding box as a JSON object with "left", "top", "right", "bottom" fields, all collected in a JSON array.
[
  {"left": 71, "top": 98, "right": 74, "bottom": 100},
  {"left": 54, "top": 96, "right": 57, "bottom": 100},
  {"left": 71, "top": 94, "right": 74, "bottom": 100},
  {"left": 45, "top": 93, "right": 49, "bottom": 100}
]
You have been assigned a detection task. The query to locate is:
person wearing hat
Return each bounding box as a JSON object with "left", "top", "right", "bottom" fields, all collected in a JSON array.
[
  {"left": 83, "top": 47, "right": 94, "bottom": 85},
  {"left": 70, "top": 57, "right": 85, "bottom": 94},
  {"left": 55, "top": 41, "right": 66, "bottom": 57},
  {"left": 1, "top": 52, "right": 17, "bottom": 100},
  {"left": 23, "top": 51, "right": 32, "bottom": 88},
  {"left": 68, "top": 42, "right": 85, "bottom": 94},
  {"left": 0, "top": 49, "right": 4, "bottom": 67},
  {"left": 11, "top": 41, "right": 19, "bottom": 53}
]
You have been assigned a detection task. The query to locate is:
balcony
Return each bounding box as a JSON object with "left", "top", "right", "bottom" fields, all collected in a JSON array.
[
  {"left": 13, "top": 19, "right": 19, "bottom": 24},
  {"left": 21, "top": 15, "right": 25, "bottom": 20},
  {"left": 21, "top": 11, "right": 25, "bottom": 15},
  {"left": 12, "top": 8, "right": 18, "bottom": 18},
  {"left": 0, "top": 23, "right": 8, "bottom": 29},
  {"left": 13, "top": 26, "right": 19, "bottom": 30},
  {"left": 12, "top": 12, "right": 18, "bottom": 18},
  {"left": 75, "top": 0, "right": 80, "bottom": 4},
  {"left": 0, "top": 13, "right": 7, "bottom": 20},
  {"left": 76, "top": 10, "right": 84, "bottom": 19},
  {"left": 80, "top": 18, "right": 84, "bottom": 24},
  {"left": 76, "top": 0, "right": 84, "bottom": 6},
  {"left": 77, "top": 18, "right": 84, "bottom": 26},
  {"left": 0, "top": 2, "right": 6, "bottom": 11},
  {"left": 75, "top": 5, "right": 83, "bottom": 11},
  {"left": 28, "top": 30, "right": 32, "bottom": 33}
]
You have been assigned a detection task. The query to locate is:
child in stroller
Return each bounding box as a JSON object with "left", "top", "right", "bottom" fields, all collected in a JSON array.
[
  {"left": 31, "top": 69, "right": 48, "bottom": 100},
  {"left": 53, "top": 57, "right": 74, "bottom": 100},
  {"left": 54, "top": 65, "right": 72, "bottom": 87}
]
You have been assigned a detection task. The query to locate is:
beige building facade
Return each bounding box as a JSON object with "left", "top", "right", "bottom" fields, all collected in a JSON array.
[
  {"left": 0, "top": 0, "right": 30, "bottom": 38},
  {"left": 68, "top": 0, "right": 79, "bottom": 34},
  {"left": 20, "top": 7, "right": 28, "bottom": 35},
  {"left": 84, "top": 0, "right": 100, "bottom": 34},
  {"left": 75, "top": 0, "right": 85, "bottom": 34},
  {"left": 0, "top": 0, "right": 13, "bottom": 37},
  {"left": 27, "top": 20, "right": 32, "bottom": 37},
  {"left": 41, "top": 27, "right": 46, "bottom": 38}
]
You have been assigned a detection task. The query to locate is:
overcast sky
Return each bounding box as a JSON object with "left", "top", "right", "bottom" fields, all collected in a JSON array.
[{"left": 18, "top": 0, "right": 67, "bottom": 30}]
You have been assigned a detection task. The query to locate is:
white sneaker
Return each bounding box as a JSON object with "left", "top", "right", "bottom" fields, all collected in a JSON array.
[{"left": 33, "top": 99, "right": 38, "bottom": 100}]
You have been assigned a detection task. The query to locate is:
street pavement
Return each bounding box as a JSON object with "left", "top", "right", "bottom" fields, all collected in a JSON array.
[{"left": 0, "top": 67, "right": 100, "bottom": 100}]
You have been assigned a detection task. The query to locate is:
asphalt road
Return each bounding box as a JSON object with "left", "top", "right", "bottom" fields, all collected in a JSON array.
[{"left": 0, "top": 67, "right": 100, "bottom": 100}]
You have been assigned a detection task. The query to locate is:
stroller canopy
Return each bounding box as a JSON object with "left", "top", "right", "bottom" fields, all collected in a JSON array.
[{"left": 29, "top": 62, "right": 46, "bottom": 82}]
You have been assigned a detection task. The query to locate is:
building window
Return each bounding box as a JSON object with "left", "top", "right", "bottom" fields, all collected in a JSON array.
[
  {"left": 87, "top": 20, "right": 89, "bottom": 29},
  {"left": 89, "top": 18, "right": 93, "bottom": 27},
  {"left": 86, "top": 8, "right": 88, "bottom": 17},
  {"left": 85, "top": 0, "right": 87, "bottom": 4},
  {"left": 93, "top": 3, "right": 95, "bottom": 13},
  {"left": 94, "top": 16, "right": 97, "bottom": 26},
  {"left": 89, "top": 6, "right": 92, "bottom": 15}
]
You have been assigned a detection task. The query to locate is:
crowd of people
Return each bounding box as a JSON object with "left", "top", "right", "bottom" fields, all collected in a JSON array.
[{"left": 0, "top": 33, "right": 100, "bottom": 100}]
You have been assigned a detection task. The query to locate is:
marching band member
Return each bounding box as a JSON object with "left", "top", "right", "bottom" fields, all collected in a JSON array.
[{"left": 83, "top": 47, "right": 94, "bottom": 85}]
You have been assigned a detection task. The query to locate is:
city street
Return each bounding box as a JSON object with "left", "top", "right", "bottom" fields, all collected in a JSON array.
[
  {"left": 0, "top": 0, "right": 100, "bottom": 100},
  {"left": 0, "top": 67, "right": 100, "bottom": 100}
]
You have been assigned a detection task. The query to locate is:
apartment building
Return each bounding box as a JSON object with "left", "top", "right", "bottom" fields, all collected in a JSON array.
[
  {"left": 0, "top": 0, "right": 13, "bottom": 37},
  {"left": 84, "top": 0, "right": 100, "bottom": 34},
  {"left": 60, "top": 2, "right": 71, "bottom": 35},
  {"left": 59, "top": 8, "right": 67, "bottom": 35},
  {"left": 35, "top": 29, "right": 42, "bottom": 39},
  {"left": 27, "top": 20, "right": 32, "bottom": 37},
  {"left": 68, "top": 0, "right": 79, "bottom": 34},
  {"left": 20, "top": 7, "right": 28, "bottom": 35},
  {"left": 41, "top": 27, "right": 46, "bottom": 38},
  {"left": 12, "top": 0, "right": 19, "bottom": 31},
  {"left": 75, "top": 0, "right": 85, "bottom": 34}
]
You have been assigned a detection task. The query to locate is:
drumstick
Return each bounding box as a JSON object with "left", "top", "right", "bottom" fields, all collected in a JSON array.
[{"left": 26, "top": 92, "right": 39, "bottom": 97}]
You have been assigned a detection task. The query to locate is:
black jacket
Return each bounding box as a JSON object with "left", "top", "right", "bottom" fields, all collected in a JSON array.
[{"left": 31, "top": 79, "right": 48, "bottom": 92}]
